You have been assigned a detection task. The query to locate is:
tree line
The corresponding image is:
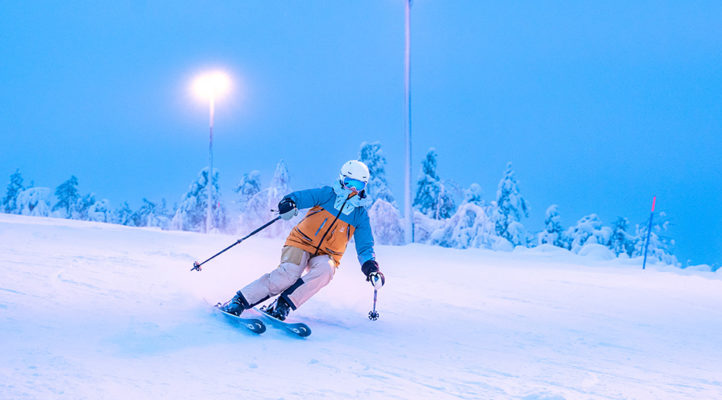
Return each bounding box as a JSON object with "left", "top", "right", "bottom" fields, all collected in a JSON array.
[{"left": 1, "top": 141, "right": 677, "bottom": 266}]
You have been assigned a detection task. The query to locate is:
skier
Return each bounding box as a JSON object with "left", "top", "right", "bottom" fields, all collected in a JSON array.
[{"left": 222, "top": 160, "right": 386, "bottom": 320}]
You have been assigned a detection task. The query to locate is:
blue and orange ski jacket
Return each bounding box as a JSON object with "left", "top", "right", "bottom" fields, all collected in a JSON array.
[{"left": 283, "top": 184, "right": 375, "bottom": 266}]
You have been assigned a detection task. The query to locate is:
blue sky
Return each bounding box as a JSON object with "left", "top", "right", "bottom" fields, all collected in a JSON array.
[{"left": 1, "top": 1, "right": 720, "bottom": 266}]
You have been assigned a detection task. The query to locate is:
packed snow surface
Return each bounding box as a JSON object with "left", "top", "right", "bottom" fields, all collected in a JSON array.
[{"left": 1, "top": 214, "right": 720, "bottom": 399}]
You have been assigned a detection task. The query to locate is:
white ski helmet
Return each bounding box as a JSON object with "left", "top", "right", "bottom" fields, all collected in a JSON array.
[{"left": 340, "top": 160, "right": 370, "bottom": 183}]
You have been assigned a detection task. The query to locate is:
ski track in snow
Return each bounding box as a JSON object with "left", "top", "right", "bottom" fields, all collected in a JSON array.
[{"left": 1, "top": 213, "right": 721, "bottom": 399}]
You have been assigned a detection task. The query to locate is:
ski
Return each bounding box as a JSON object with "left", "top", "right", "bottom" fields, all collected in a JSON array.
[
  {"left": 252, "top": 306, "right": 312, "bottom": 338},
  {"left": 213, "top": 303, "right": 266, "bottom": 334}
]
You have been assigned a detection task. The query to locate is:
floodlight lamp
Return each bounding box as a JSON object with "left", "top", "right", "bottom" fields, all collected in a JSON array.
[{"left": 192, "top": 70, "right": 232, "bottom": 101}]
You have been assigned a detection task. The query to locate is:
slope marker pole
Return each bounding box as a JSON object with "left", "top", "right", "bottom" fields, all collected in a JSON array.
[{"left": 642, "top": 196, "right": 656, "bottom": 270}]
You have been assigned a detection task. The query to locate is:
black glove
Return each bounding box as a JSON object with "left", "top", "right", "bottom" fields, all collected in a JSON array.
[
  {"left": 362, "top": 260, "right": 385, "bottom": 289},
  {"left": 278, "top": 198, "right": 298, "bottom": 220}
]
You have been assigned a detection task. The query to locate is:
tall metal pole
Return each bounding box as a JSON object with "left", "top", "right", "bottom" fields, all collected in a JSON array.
[
  {"left": 206, "top": 96, "right": 215, "bottom": 233},
  {"left": 403, "top": 0, "right": 414, "bottom": 243}
]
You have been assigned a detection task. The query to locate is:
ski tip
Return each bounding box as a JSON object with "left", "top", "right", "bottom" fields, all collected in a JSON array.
[
  {"left": 291, "top": 325, "right": 311, "bottom": 337},
  {"left": 246, "top": 321, "right": 266, "bottom": 334},
  {"left": 251, "top": 307, "right": 312, "bottom": 338}
]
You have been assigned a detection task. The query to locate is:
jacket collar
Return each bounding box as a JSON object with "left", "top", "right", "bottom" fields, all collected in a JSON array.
[{"left": 332, "top": 180, "right": 372, "bottom": 215}]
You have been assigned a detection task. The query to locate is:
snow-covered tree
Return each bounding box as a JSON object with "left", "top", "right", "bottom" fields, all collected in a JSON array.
[
  {"left": 156, "top": 199, "right": 172, "bottom": 228},
  {"left": 271, "top": 160, "right": 291, "bottom": 192},
  {"left": 242, "top": 160, "right": 295, "bottom": 237},
  {"left": 74, "top": 194, "right": 97, "bottom": 221},
  {"left": 171, "top": 167, "right": 226, "bottom": 232},
  {"left": 495, "top": 163, "right": 529, "bottom": 246},
  {"left": 429, "top": 202, "right": 509, "bottom": 250},
  {"left": 413, "top": 148, "right": 455, "bottom": 219},
  {"left": 2, "top": 170, "right": 25, "bottom": 214},
  {"left": 414, "top": 149, "right": 439, "bottom": 215},
  {"left": 359, "top": 141, "right": 395, "bottom": 204},
  {"left": 609, "top": 217, "right": 634, "bottom": 257},
  {"left": 368, "top": 199, "right": 404, "bottom": 245},
  {"left": 413, "top": 210, "right": 443, "bottom": 244},
  {"left": 53, "top": 176, "right": 80, "bottom": 218},
  {"left": 537, "top": 205, "right": 567, "bottom": 248},
  {"left": 506, "top": 221, "right": 527, "bottom": 247},
  {"left": 114, "top": 202, "right": 137, "bottom": 226},
  {"left": 565, "top": 214, "right": 612, "bottom": 253},
  {"left": 136, "top": 198, "right": 171, "bottom": 228},
  {"left": 358, "top": 142, "right": 404, "bottom": 244},
  {"left": 234, "top": 170, "right": 262, "bottom": 213},
  {"left": 16, "top": 187, "right": 52, "bottom": 217},
  {"left": 463, "top": 183, "right": 484, "bottom": 206},
  {"left": 632, "top": 212, "right": 678, "bottom": 265},
  {"left": 86, "top": 199, "right": 113, "bottom": 223}
]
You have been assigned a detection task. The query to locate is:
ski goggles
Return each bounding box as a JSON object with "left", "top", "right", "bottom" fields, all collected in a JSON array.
[{"left": 342, "top": 177, "right": 367, "bottom": 192}]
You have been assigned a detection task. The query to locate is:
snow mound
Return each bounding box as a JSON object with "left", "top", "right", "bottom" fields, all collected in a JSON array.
[
  {"left": 516, "top": 243, "right": 571, "bottom": 257},
  {"left": 684, "top": 264, "right": 714, "bottom": 272},
  {"left": 577, "top": 243, "right": 616, "bottom": 260}
]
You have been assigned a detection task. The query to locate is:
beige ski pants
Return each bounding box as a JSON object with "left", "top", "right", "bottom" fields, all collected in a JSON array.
[{"left": 240, "top": 246, "right": 336, "bottom": 310}]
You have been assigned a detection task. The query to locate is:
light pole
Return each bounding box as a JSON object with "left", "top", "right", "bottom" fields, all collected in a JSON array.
[
  {"left": 192, "top": 70, "right": 231, "bottom": 233},
  {"left": 403, "top": 0, "right": 414, "bottom": 243}
]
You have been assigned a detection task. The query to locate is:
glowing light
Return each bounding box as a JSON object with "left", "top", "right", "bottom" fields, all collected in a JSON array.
[{"left": 192, "top": 70, "right": 232, "bottom": 101}]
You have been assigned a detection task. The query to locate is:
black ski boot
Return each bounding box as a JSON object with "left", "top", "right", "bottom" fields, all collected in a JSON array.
[
  {"left": 222, "top": 291, "right": 249, "bottom": 316},
  {"left": 263, "top": 297, "right": 291, "bottom": 321}
]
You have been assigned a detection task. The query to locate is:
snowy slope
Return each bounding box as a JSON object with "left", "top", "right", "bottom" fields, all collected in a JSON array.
[{"left": 1, "top": 214, "right": 721, "bottom": 400}]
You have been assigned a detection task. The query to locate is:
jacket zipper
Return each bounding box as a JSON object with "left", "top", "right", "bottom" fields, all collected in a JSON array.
[{"left": 314, "top": 194, "right": 353, "bottom": 256}]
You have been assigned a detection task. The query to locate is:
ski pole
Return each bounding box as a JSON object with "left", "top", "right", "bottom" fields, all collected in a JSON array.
[
  {"left": 191, "top": 216, "right": 281, "bottom": 271},
  {"left": 368, "top": 289, "right": 380, "bottom": 321}
]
